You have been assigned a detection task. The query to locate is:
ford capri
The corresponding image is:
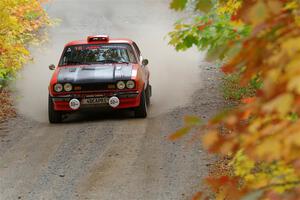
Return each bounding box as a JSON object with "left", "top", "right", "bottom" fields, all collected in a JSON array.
[{"left": 48, "top": 35, "right": 151, "bottom": 123}]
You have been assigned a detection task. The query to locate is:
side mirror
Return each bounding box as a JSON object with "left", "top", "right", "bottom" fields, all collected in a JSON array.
[
  {"left": 49, "top": 64, "right": 56, "bottom": 70},
  {"left": 142, "top": 59, "right": 149, "bottom": 66}
]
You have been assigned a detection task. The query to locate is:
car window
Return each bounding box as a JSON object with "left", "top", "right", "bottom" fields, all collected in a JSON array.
[
  {"left": 59, "top": 43, "right": 137, "bottom": 66},
  {"left": 132, "top": 42, "right": 141, "bottom": 60}
]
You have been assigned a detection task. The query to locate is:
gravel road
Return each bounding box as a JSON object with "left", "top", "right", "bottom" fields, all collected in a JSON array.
[{"left": 0, "top": 1, "right": 224, "bottom": 199}]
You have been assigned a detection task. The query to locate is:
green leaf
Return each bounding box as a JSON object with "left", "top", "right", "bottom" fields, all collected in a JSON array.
[
  {"left": 210, "top": 109, "right": 231, "bottom": 123},
  {"left": 170, "top": 0, "right": 188, "bottom": 11},
  {"left": 24, "top": 11, "right": 40, "bottom": 20},
  {"left": 195, "top": 0, "right": 213, "bottom": 13},
  {"left": 184, "top": 115, "right": 202, "bottom": 126},
  {"left": 288, "top": 112, "right": 299, "bottom": 122},
  {"left": 183, "top": 35, "right": 198, "bottom": 48},
  {"left": 169, "top": 126, "right": 192, "bottom": 141}
]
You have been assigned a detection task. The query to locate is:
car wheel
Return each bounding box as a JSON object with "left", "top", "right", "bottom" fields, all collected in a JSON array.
[
  {"left": 48, "top": 95, "right": 62, "bottom": 123},
  {"left": 145, "top": 84, "right": 151, "bottom": 107},
  {"left": 134, "top": 90, "right": 147, "bottom": 118}
]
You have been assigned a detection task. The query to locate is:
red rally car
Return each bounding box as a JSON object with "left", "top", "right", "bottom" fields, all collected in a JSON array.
[{"left": 48, "top": 35, "right": 151, "bottom": 123}]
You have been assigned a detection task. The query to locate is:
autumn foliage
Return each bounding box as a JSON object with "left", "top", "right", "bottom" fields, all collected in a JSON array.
[
  {"left": 0, "top": 0, "right": 49, "bottom": 87},
  {"left": 170, "top": 0, "right": 300, "bottom": 199},
  {"left": 0, "top": 0, "right": 49, "bottom": 122}
]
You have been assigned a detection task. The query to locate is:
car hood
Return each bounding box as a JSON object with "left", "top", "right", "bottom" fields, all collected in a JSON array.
[{"left": 57, "top": 64, "right": 133, "bottom": 84}]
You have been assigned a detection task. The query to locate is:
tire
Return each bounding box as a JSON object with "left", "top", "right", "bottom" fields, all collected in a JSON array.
[
  {"left": 134, "top": 90, "right": 147, "bottom": 118},
  {"left": 145, "top": 84, "right": 151, "bottom": 107},
  {"left": 48, "top": 95, "right": 62, "bottom": 123}
]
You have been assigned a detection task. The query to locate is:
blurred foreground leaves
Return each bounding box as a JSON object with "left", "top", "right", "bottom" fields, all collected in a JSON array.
[{"left": 169, "top": 0, "right": 300, "bottom": 199}]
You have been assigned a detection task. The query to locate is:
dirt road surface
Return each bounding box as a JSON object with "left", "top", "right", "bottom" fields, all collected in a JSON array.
[{"left": 0, "top": 1, "right": 223, "bottom": 199}]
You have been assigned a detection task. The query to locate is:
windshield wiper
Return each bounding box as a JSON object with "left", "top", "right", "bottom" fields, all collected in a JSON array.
[
  {"left": 81, "top": 62, "right": 92, "bottom": 65},
  {"left": 116, "top": 61, "right": 129, "bottom": 64},
  {"left": 62, "top": 61, "right": 88, "bottom": 66},
  {"left": 98, "top": 60, "right": 117, "bottom": 64},
  {"left": 98, "top": 60, "right": 129, "bottom": 64}
]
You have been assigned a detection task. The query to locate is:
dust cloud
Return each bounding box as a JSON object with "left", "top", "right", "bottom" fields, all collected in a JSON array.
[{"left": 14, "top": 0, "right": 205, "bottom": 122}]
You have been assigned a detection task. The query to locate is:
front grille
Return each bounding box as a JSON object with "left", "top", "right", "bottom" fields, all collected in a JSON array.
[{"left": 73, "top": 83, "right": 115, "bottom": 91}]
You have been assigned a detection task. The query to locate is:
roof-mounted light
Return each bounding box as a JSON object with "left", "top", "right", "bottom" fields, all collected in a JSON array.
[{"left": 87, "top": 35, "right": 109, "bottom": 43}]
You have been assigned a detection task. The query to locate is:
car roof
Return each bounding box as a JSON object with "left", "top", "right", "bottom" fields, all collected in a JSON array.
[{"left": 65, "top": 38, "right": 134, "bottom": 47}]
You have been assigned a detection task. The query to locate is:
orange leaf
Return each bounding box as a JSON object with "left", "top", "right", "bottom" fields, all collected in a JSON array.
[
  {"left": 198, "top": 24, "right": 207, "bottom": 31},
  {"left": 206, "top": 176, "right": 231, "bottom": 191},
  {"left": 192, "top": 192, "right": 202, "bottom": 200},
  {"left": 221, "top": 64, "right": 235, "bottom": 74},
  {"left": 231, "top": 15, "right": 238, "bottom": 21},
  {"left": 202, "top": 131, "right": 219, "bottom": 150},
  {"left": 241, "top": 97, "right": 256, "bottom": 104},
  {"left": 240, "top": 108, "right": 252, "bottom": 120},
  {"left": 225, "top": 115, "right": 237, "bottom": 126}
]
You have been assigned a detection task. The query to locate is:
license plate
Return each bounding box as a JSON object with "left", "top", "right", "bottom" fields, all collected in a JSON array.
[{"left": 82, "top": 97, "right": 109, "bottom": 105}]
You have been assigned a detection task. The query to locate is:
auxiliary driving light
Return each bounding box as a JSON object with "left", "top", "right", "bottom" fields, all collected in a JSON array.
[
  {"left": 108, "top": 96, "right": 120, "bottom": 108},
  {"left": 69, "top": 99, "right": 80, "bottom": 110}
]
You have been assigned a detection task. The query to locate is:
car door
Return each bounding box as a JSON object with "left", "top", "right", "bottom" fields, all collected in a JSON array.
[{"left": 132, "top": 42, "right": 149, "bottom": 88}]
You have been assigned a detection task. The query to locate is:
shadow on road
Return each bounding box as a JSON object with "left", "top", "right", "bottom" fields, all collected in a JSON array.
[{"left": 62, "top": 109, "right": 135, "bottom": 124}]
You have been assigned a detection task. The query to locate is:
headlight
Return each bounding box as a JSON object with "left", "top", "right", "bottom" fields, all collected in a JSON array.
[
  {"left": 54, "top": 83, "right": 63, "bottom": 92},
  {"left": 126, "top": 80, "right": 135, "bottom": 89},
  {"left": 117, "top": 81, "right": 126, "bottom": 89},
  {"left": 64, "top": 83, "right": 73, "bottom": 92}
]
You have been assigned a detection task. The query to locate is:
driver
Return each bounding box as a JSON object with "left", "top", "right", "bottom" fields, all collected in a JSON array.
[
  {"left": 103, "top": 49, "right": 126, "bottom": 62},
  {"left": 103, "top": 49, "right": 113, "bottom": 60}
]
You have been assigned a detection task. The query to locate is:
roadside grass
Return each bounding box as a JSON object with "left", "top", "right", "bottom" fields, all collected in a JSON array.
[
  {"left": 203, "top": 71, "right": 263, "bottom": 188},
  {"left": 221, "top": 72, "right": 262, "bottom": 101},
  {"left": 0, "top": 89, "right": 16, "bottom": 123}
]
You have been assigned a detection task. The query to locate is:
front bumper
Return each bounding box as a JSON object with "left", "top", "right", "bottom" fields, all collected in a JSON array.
[{"left": 51, "top": 91, "right": 140, "bottom": 111}]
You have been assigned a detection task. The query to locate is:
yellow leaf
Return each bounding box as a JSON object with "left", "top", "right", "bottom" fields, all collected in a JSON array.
[
  {"left": 216, "top": 188, "right": 226, "bottom": 200},
  {"left": 217, "top": 0, "right": 242, "bottom": 15},
  {"left": 255, "top": 138, "right": 282, "bottom": 161},
  {"left": 287, "top": 76, "right": 300, "bottom": 94},
  {"left": 263, "top": 93, "right": 294, "bottom": 116},
  {"left": 285, "top": 131, "right": 300, "bottom": 147},
  {"left": 267, "top": 0, "right": 283, "bottom": 15},
  {"left": 281, "top": 37, "right": 300, "bottom": 57},
  {"left": 246, "top": 1, "right": 268, "bottom": 26},
  {"left": 174, "top": 23, "right": 183, "bottom": 30},
  {"left": 286, "top": 57, "right": 300, "bottom": 78},
  {"left": 284, "top": 1, "right": 299, "bottom": 10}
]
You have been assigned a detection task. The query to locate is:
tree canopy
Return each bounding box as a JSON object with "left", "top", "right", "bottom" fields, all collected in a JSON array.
[{"left": 0, "top": 0, "right": 49, "bottom": 87}]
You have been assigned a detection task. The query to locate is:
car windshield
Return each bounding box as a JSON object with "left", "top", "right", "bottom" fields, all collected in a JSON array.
[{"left": 59, "top": 43, "right": 137, "bottom": 66}]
